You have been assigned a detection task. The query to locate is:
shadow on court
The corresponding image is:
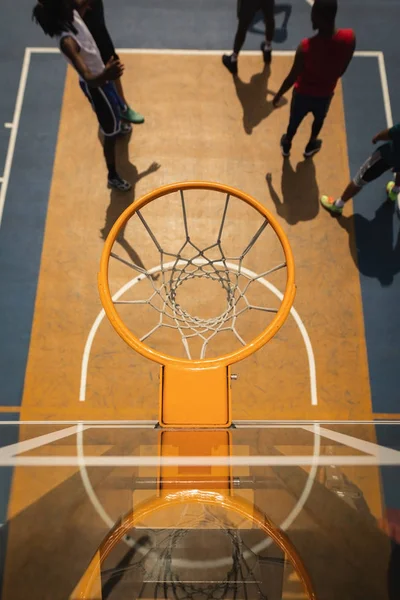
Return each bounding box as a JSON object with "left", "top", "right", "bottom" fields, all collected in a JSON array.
[
  {"left": 266, "top": 158, "right": 319, "bottom": 224},
  {"left": 337, "top": 201, "right": 400, "bottom": 287},
  {"left": 233, "top": 65, "right": 286, "bottom": 135},
  {"left": 249, "top": 3, "right": 293, "bottom": 43},
  {"left": 100, "top": 134, "right": 161, "bottom": 275}
]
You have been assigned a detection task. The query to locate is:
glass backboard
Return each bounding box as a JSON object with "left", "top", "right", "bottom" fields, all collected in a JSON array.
[{"left": 0, "top": 420, "right": 399, "bottom": 599}]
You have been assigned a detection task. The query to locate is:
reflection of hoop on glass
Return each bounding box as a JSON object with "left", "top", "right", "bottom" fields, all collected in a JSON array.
[
  {"left": 98, "top": 182, "right": 296, "bottom": 427},
  {"left": 73, "top": 490, "right": 316, "bottom": 600}
]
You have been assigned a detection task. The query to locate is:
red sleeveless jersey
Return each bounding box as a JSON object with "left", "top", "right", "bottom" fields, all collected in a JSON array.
[{"left": 295, "top": 29, "right": 355, "bottom": 97}]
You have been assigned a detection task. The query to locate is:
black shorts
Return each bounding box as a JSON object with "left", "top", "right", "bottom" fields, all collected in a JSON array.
[
  {"left": 290, "top": 90, "right": 333, "bottom": 124},
  {"left": 237, "top": 0, "right": 274, "bottom": 20},
  {"left": 83, "top": 0, "right": 119, "bottom": 63},
  {"left": 80, "top": 80, "right": 124, "bottom": 136},
  {"left": 353, "top": 150, "right": 392, "bottom": 187}
]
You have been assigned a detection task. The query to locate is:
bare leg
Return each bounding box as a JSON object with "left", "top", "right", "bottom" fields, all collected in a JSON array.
[
  {"left": 339, "top": 181, "right": 362, "bottom": 204},
  {"left": 320, "top": 179, "right": 361, "bottom": 214},
  {"left": 321, "top": 153, "right": 393, "bottom": 213}
]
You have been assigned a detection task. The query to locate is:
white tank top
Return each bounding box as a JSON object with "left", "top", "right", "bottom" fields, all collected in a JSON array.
[{"left": 57, "top": 10, "right": 105, "bottom": 79}]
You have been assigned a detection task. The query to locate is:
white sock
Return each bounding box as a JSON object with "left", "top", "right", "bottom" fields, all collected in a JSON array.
[
  {"left": 231, "top": 52, "right": 238, "bottom": 62},
  {"left": 335, "top": 198, "right": 344, "bottom": 208}
]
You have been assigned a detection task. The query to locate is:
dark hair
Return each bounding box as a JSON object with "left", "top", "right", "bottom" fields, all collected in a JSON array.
[
  {"left": 313, "top": 0, "right": 338, "bottom": 23},
  {"left": 32, "top": 0, "right": 77, "bottom": 38}
]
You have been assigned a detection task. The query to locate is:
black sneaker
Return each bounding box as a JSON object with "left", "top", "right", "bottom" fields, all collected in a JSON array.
[
  {"left": 107, "top": 175, "right": 132, "bottom": 192},
  {"left": 304, "top": 139, "right": 322, "bottom": 158},
  {"left": 261, "top": 41, "right": 272, "bottom": 64},
  {"left": 280, "top": 134, "right": 292, "bottom": 157},
  {"left": 222, "top": 54, "right": 238, "bottom": 75}
]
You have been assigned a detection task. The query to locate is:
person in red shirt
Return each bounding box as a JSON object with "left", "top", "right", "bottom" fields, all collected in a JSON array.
[{"left": 273, "top": 0, "right": 355, "bottom": 158}]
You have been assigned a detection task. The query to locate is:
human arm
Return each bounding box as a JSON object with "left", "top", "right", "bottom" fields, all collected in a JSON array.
[
  {"left": 273, "top": 44, "right": 304, "bottom": 107},
  {"left": 73, "top": 0, "right": 92, "bottom": 17},
  {"left": 373, "top": 128, "right": 394, "bottom": 144},
  {"left": 60, "top": 36, "right": 124, "bottom": 87}
]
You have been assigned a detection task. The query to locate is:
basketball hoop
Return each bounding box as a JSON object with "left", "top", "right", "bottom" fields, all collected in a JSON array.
[{"left": 98, "top": 182, "right": 295, "bottom": 426}]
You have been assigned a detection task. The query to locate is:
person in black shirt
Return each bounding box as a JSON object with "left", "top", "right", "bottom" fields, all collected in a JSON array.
[
  {"left": 222, "top": 0, "right": 275, "bottom": 75},
  {"left": 82, "top": 0, "right": 144, "bottom": 124}
]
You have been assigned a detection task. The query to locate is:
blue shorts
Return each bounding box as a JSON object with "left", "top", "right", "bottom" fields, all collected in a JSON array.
[{"left": 79, "top": 80, "right": 125, "bottom": 137}]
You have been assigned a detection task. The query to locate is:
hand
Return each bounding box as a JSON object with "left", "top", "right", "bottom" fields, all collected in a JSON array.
[
  {"left": 272, "top": 94, "right": 282, "bottom": 108},
  {"left": 149, "top": 162, "right": 161, "bottom": 173},
  {"left": 104, "top": 58, "right": 124, "bottom": 81},
  {"left": 372, "top": 134, "right": 379, "bottom": 144},
  {"left": 74, "top": 0, "right": 93, "bottom": 15}
]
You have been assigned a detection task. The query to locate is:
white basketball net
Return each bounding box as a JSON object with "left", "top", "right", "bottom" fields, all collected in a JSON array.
[{"left": 111, "top": 192, "right": 287, "bottom": 359}]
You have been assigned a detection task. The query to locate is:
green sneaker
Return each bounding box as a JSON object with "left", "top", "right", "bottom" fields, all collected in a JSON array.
[
  {"left": 386, "top": 181, "right": 398, "bottom": 202},
  {"left": 320, "top": 195, "right": 343, "bottom": 215},
  {"left": 121, "top": 106, "right": 145, "bottom": 124}
]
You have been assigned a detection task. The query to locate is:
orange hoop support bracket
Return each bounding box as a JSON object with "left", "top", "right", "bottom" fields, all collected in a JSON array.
[
  {"left": 98, "top": 181, "right": 296, "bottom": 427},
  {"left": 72, "top": 490, "right": 316, "bottom": 600}
]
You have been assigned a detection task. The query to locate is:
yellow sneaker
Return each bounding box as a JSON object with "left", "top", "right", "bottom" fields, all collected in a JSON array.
[
  {"left": 386, "top": 181, "right": 398, "bottom": 202},
  {"left": 320, "top": 195, "right": 343, "bottom": 215}
]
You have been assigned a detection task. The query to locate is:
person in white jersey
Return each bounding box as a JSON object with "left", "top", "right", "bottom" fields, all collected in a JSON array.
[{"left": 32, "top": 0, "right": 132, "bottom": 192}]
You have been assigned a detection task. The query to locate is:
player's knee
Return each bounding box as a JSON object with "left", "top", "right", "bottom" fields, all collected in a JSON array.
[{"left": 352, "top": 175, "right": 367, "bottom": 188}]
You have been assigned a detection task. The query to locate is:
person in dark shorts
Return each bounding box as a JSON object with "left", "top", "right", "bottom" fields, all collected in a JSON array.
[
  {"left": 222, "top": 0, "right": 275, "bottom": 75},
  {"left": 320, "top": 124, "right": 400, "bottom": 214},
  {"left": 82, "top": 0, "right": 144, "bottom": 124},
  {"left": 273, "top": 0, "right": 355, "bottom": 158},
  {"left": 32, "top": 0, "right": 133, "bottom": 191}
]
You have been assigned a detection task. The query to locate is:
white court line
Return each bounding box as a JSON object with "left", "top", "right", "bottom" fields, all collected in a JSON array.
[
  {"left": 302, "top": 425, "right": 400, "bottom": 461},
  {"left": 26, "top": 47, "right": 382, "bottom": 58},
  {"left": 0, "top": 420, "right": 159, "bottom": 426},
  {"left": 1, "top": 423, "right": 397, "bottom": 465},
  {"left": 26, "top": 47, "right": 60, "bottom": 54},
  {"left": 377, "top": 52, "right": 393, "bottom": 127},
  {"left": 0, "top": 424, "right": 88, "bottom": 459},
  {"left": 234, "top": 419, "right": 400, "bottom": 425},
  {"left": 1, "top": 454, "right": 400, "bottom": 467},
  {"left": 79, "top": 262, "right": 318, "bottom": 406},
  {"left": 0, "top": 48, "right": 31, "bottom": 228},
  {"left": 1, "top": 419, "right": 400, "bottom": 425},
  {"left": 4, "top": 123, "right": 13, "bottom": 129}
]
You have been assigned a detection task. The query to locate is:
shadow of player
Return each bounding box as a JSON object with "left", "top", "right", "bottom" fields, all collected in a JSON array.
[
  {"left": 233, "top": 65, "right": 286, "bottom": 135},
  {"left": 336, "top": 200, "right": 400, "bottom": 287},
  {"left": 100, "top": 133, "right": 161, "bottom": 275},
  {"left": 249, "top": 3, "right": 293, "bottom": 43},
  {"left": 266, "top": 158, "right": 319, "bottom": 224},
  {"left": 102, "top": 535, "right": 151, "bottom": 600}
]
